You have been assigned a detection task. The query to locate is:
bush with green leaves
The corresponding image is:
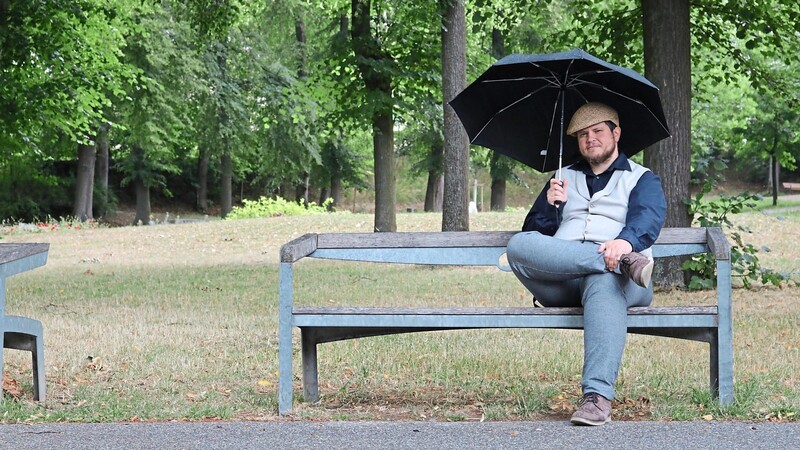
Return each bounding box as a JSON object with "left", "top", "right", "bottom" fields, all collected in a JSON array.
[
  {"left": 683, "top": 181, "right": 791, "bottom": 289},
  {"left": 225, "top": 196, "right": 333, "bottom": 220}
]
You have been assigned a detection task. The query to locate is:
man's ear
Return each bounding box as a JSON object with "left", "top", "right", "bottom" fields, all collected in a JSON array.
[{"left": 613, "top": 126, "right": 621, "bottom": 143}]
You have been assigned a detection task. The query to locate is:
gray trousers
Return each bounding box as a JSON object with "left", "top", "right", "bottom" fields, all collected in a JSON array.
[{"left": 506, "top": 231, "right": 653, "bottom": 400}]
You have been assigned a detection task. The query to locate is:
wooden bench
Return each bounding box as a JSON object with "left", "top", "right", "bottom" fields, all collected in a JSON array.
[
  {"left": 277, "top": 228, "right": 733, "bottom": 415},
  {"left": 1, "top": 243, "right": 49, "bottom": 401},
  {"left": 782, "top": 182, "right": 800, "bottom": 192}
]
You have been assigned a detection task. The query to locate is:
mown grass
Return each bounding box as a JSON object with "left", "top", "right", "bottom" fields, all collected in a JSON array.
[{"left": 1, "top": 210, "right": 798, "bottom": 423}]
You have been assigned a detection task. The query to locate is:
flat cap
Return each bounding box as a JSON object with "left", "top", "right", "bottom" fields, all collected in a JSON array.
[{"left": 567, "top": 102, "right": 619, "bottom": 136}]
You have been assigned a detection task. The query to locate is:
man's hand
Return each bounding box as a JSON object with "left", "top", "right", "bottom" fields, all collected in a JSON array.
[
  {"left": 547, "top": 178, "right": 568, "bottom": 206},
  {"left": 598, "top": 239, "right": 633, "bottom": 271}
]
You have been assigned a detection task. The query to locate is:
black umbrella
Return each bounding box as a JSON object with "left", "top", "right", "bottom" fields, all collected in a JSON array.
[{"left": 450, "top": 48, "right": 670, "bottom": 175}]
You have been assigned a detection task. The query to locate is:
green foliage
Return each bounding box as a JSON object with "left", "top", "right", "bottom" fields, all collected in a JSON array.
[
  {"left": 683, "top": 181, "right": 791, "bottom": 289},
  {"left": 0, "top": 0, "right": 137, "bottom": 154},
  {"left": 0, "top": 156, "right": 73, "bottom": 222},
  {"left": 225, "top": 196, "right": 334, "bottom": 220}
]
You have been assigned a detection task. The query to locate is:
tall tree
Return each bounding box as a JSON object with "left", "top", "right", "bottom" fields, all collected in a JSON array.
[
  {"left": 487, "top": 26, "right": 515, "bottom": 212},
  {"left": 116, "top": 2, "right": 200, "bottom": 225},
  {"left": 351, "top": 0, "right": 396, "bottom": 232},
  {"left": 642, "top": 0, "right": 693, "bottom": 287},
  {"left": 441, "top": 0, "right": 469, "bottom": 231}
]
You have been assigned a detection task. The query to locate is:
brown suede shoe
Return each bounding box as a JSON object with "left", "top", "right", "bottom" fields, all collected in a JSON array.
[
  {"left": 620, "top": 252, "right": 654, "bottom": 288},
  {"left": 570, "top": 392, "right": 612, "bottom": 426}
]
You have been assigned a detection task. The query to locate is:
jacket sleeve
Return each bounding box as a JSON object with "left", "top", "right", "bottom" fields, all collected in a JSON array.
[
  {"left": 522, "top": 179, "right": 561, "bottom": 235},
  {"left": 616, "top": 171, "right": 667, "bottom": 252}
]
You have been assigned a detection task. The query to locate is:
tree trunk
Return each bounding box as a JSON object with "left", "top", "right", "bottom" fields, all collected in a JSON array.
[
  {"left": 352, "top": 0, "right": 397, "bottom": 232},
  {"left": 769, "top": 130, "right": 779, "bottom": 205},
  {"left": 441, "top": 0, "right": 469, "bottom": 231},
  {"left": 319, "top": 187, "right": 329, "bottom": 205},
  {"left": 197, "top": 146, "right": 209, "bottom": 212},
  {"left": 220, "top": 151, "right": 232, "bottom": 218},
  {"left": 330, "top": 175, "right": 342, "bottom": 210},
  {"left": 132, "top": 146, "right": 151, "bottom": 225},
  {"left": 490, "top": 176, "right": 506, "bottom": 212},
  {"left": 95, "top": 123, "right": 110, "bottom": 216},
  {"left": 424, "top": 139, "right": 444, "bottom": 212},
  {"left": 296, "top": 172, "right": 309, "bottom": 206},
  {"left": 74, "top": 141, "right": 96, "bottom": 221},
  {"left": 425, "top": 173, "right": 444, "bottom": 212},
  {"left": 295, "top": 17, "right": 307, "bottom": 79},
  {"left": 372, "top": 112, "right": 396, "bottom": 231},
  {"left": 488, "top": 27, "right": 508, "bottom": 212},
  {"left": 642, "top": 0, "right": 692, "bottom": 288}
]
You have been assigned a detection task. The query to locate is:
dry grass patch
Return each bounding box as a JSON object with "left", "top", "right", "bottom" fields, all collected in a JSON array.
[{"left": 1, "top": 210, "right": 798, "bottom": 422}]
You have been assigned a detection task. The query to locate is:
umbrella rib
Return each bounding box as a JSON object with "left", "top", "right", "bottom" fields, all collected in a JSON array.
[{"left": 481, "top": 75, "right": 561, "bottom": 88}]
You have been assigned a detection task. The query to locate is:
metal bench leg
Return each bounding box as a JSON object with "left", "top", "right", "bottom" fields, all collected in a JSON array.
[
  {"left": 278, "top": 263, "right": 294, "bottom": 415},
  {"left": 301, "top": 329, "right": 319, "bottom": 403},
  {"left": 32, "top": 332, "right": 46, "bottom": 401},
  {"left": 716, "top": 259, "right": 735, "bottom": 406},
  {"left": 2, "top": 319, "right": 46, "bottom": 402},
  {"left": 709, "top": 332, "right": 720, "bottom": 399},
  {"left": 717, "top": 330, "right": 735, "bottom": 406}
]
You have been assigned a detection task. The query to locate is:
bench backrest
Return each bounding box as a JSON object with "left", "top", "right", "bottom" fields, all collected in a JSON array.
[{"left": 281, "top": 227, "right": 729, "bottom": 267}]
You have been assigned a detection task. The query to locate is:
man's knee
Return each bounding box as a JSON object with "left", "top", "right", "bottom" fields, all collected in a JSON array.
[{"left": 507, "top": 231, "right": 545, "bottom": 264}]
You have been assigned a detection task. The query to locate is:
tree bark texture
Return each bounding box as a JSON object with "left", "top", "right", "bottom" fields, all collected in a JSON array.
[
  {"left": 197, "top": 146, "right": 209, "bottom": 212},
  {"left": 132, "top": 146, "right": 151, "bottom": 225},
  {"left": 425, "top": 173, "right": 444, "bottom": 212},
  {"left": 489, "top": 27, "right": 508, "bottom": 212},
  {"left": 220, "top": 151, "right": 232, "bottom": 218},
  {"left": 330, "top": 175, "right": 342, "bottom": 210},
  {"left": 490, "top": 176, "right": 506, "bottom": 212},
  {"left": 295, "top": 17, "right": 307, "bottom": 79},
  {"left": 441, "top": 0, "right": 469, "bottom": 231},
  {"left": 74, "top": 141, "right": 96, "bottom": 221},
  {"left": 352, "top": 0, "right": 396, "bottom": 232},
  {"left": 642, "top": 0, "right": 693, "bottom": 288},
  {"left": 95, "top": 123, "right": 110, "bottom": 216},
  {"left": 424, "top": 139, "right": 444, "bottom": 212}
]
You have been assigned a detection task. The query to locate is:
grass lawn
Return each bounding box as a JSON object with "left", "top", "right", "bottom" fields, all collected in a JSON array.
[{"left": 1, "top": 209, "right": 798, "bottom": 423}]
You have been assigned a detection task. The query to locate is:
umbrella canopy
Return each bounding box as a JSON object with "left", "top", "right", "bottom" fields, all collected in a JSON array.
[{"left": 450, "top": 48, "right": 670, "bottom": 173}]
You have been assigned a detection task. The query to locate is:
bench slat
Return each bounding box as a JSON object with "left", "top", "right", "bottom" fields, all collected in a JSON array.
[
  {"left": 294, "top": 306, "right": 717, "bottom": 316},
  {"left": 313, "top": 228, "right": 709, "bottom": 249},
  {"left": 293, "top": 311, "right": 718, "bottom": 329}
]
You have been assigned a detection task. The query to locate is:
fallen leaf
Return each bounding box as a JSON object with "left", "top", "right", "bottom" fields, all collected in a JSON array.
[
  {"left": 257, "top": 379, "right": 273, "bottom": 387},
  {"left": 702, "top": 414, "right": 714, "bottom": 421},
  {"left": 2, "top": 372, "right": 22, "bottom": 398}
]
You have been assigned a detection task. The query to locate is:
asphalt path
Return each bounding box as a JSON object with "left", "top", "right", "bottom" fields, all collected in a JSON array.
[{"left": 1, "top": 420, "right": 799, "bottom": 450}]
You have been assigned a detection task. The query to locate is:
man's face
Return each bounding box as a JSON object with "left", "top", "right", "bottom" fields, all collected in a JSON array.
[{"left": 576, "top": 121, "right": 621, "bottom": 168}]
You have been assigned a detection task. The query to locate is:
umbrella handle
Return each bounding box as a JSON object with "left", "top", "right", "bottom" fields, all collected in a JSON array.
[{"left": 553, "top": 178, "right": 564, "bottom": 208}]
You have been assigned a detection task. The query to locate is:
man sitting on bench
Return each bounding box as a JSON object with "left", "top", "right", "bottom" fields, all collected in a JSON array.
[{"left": 506, "top": 102, "right": 667, "bottom": 426}]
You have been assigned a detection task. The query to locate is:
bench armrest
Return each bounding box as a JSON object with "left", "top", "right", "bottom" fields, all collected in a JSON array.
[
  {"left": 705, "top": 227, "right": 730, "bottom": 260},
  {"left": 280, "top": 234, "right": 318, "bottom": 263}
]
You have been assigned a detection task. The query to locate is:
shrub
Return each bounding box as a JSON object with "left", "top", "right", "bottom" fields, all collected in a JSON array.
[
  {"left": 683, "top": 181, "right": 791, "bottom": 289},
  {"left": 225, "top": 196, "right": 333, "bottom": 220}
]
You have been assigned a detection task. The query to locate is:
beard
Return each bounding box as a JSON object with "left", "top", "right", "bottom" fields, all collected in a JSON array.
[{"left": 584, "top": 145, "right": 617, "bottom": 167}]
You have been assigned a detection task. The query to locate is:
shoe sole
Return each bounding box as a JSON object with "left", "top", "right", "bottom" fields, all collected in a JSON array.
[
  {"left": 570, "top": 416, "right": 612, "bottom": 426},
  {"left": 639, "top": 260, "right": 654, "bottom": 288}
]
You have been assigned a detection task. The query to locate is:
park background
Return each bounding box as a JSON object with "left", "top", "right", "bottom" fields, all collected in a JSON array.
[{"left": 1, "top": 0, "right": 799, "bottom": 422}]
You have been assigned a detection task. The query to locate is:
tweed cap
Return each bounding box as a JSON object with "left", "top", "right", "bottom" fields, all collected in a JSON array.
[{"left": 567, "top": 102, "right": 619, "bottom": 136}]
